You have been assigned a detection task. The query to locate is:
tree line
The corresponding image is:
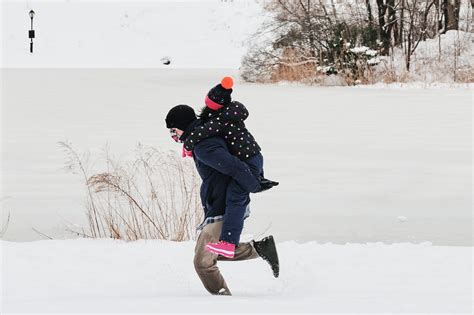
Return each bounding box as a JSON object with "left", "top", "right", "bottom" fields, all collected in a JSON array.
[{"left": 242, "top": 0, "right": 472, "bottom": 83}]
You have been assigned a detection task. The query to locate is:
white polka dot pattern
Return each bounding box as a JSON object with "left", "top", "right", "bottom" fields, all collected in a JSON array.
[{"left": 183, "top": 101, "right": 261, "bottom": 160}]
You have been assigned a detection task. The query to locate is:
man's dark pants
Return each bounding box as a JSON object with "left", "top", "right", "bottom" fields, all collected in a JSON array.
[{"left": 194, "top": 221, "right": 259, "bottom": 295}]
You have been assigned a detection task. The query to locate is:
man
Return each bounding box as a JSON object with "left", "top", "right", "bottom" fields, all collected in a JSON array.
[{"left": 165, "top": 104, "right": 279, "bottom": 296}]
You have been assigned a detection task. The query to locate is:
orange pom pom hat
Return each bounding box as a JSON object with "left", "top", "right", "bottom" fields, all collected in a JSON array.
[
  {"left": 205, "top": 76, "right": 234, "bottom": 110},
  {"left": 221, "top": 76, "right": 234, "bottom": 89}
]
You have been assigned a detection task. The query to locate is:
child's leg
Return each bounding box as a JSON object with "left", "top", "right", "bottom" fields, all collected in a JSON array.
[
  {"left": 220, "top": 153, "right": 264, "bottom": 245},
  {"left": 220, "top": 179, "right": 248, "bottom": 245},
  {"left": 246, "top": 152, "right": 264, "bottom": 179}
]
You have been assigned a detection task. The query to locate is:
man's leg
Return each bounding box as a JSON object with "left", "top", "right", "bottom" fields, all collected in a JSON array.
[
  {"left": 194, "top": 221, "right": 259, "bottom": 295},
  {"left": 194, "top": 221, "right": 231, "bottom": 295}
]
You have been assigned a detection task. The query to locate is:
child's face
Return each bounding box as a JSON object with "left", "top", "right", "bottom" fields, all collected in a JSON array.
[{"left": 169, "top": 128, "right": 184, "bottom": 143}]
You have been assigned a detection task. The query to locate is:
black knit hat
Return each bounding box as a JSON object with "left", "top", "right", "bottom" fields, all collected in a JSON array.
[
  {"left": 205, "top": 77, "right": 234, "bottom": 109},
  {"left": 165, "top": 105, "right": 197, "bottom": 130}
]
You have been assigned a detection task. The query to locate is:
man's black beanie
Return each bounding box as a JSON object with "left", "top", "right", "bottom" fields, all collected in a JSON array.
[{"left": 165, "top": 105, "right": 197, "bottom": 130}]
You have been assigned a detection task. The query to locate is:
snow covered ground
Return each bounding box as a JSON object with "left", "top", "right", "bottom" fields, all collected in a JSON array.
[{"left": 1, "top": 239, "right": 472, "bottom": 313}]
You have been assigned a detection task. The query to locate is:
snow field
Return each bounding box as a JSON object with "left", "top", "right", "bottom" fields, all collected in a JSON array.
[{"left": 1, "top": 239, "right": 472, "bottom": 313}]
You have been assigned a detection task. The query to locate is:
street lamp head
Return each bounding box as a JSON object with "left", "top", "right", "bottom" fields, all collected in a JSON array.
[{"left": 29, "top": 10, "right": 35, "bottom": 19}]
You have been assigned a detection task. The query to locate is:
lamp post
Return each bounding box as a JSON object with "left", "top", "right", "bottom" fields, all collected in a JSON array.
[{"left": 29, "top": 10, "right": 35, "bottom": 53}]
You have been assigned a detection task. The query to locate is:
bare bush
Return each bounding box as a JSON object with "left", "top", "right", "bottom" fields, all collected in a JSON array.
[{"left": 60, "top": 142, "right": 203, "bottom": 241}]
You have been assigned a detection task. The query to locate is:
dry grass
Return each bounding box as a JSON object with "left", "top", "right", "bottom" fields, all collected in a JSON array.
[
  {"left": 271, "top": 62, "right": 319, "bottom": 83},
  {"left": 60, "top": 142, "right": 203, "bottom": 241},
  {"left": 0, "top": 211, "right": 11, "bottom": 238},
  {"left": 269, "top": 47, "right": 319, "bottom": 83},
  {"left": 453, "top": 65, "right": 474, "bottom": 83}
]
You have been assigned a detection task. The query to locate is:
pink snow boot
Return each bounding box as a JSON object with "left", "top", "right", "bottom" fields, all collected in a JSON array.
[{"left": 205, "top": 241, "right": 236, "bottom": 258}]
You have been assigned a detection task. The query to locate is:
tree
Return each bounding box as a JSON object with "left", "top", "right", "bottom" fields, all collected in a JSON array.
[
  {"left": 375, "top": 0, "right": 398, "bottom": 54},
  {"left": 436, "top": 0, "right": 462, "bottom": 32},
  {"left": 365, "top": 0, "right": 375, "bottom": 26},
  {"left": 444, "top": 0, "right": 461, "bottom": 30},
  {"left": 401, "top": 0, "right": 436, "bottom": 70}
]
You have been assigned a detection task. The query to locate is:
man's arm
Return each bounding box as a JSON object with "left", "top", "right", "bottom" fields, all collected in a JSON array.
[{"left": 194, "top": 138, "right": 260, "bottom": 193}]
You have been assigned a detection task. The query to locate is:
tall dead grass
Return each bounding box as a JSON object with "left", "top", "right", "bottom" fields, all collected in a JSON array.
[
  {"left": 0, "top": 211, "right": 11, "bottom": 238},
  {"left": 60, "top": 142, "right": 203, "bottom": 241}
]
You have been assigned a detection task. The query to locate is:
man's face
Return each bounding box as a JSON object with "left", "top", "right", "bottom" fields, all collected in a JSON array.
[{"left": 169, "top": 128, "right": 184, "bottom": 143}]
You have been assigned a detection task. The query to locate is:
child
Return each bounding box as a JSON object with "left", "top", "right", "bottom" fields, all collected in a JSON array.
[
  {"left": 183, "top": 77, "right": 261, "bottom": 161},
  {"left": 183, "top": 77, "right": 277, "bottom": 258}
]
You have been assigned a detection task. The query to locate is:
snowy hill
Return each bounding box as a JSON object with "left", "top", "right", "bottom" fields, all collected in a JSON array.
[
  {"left": 1, "top": 0, "right": 265, "bottom": 68},
  {"left": 1, "top": 239, "right": 472, "bottom": 313}
]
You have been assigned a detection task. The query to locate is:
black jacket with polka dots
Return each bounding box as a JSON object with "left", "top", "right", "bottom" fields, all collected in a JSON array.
[{"left": 183, "top": 101, "right": 261, "bottom": 160}]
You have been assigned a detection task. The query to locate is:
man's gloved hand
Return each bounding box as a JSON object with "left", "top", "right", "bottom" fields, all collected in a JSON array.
[{"left": 255, "top": 177, "right": 279, "bottom": 193}]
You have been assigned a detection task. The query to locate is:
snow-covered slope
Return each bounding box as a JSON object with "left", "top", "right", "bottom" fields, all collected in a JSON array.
[
  {"left": 1, "top": 239, "right": 472, "bottom": 313},
  {"left": 1, "top": 0, "right": 265, "bottom": 68}
]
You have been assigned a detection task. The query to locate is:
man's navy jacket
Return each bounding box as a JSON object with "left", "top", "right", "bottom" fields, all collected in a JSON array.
[{"left": 181, "top": 119, "right": 260, "bottom": 220}]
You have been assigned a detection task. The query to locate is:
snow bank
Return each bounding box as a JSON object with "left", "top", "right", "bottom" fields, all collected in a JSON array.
[
  {"left": 1, "top": 239, "right": 472, "bottom": 313},
  {"left": 377, "top": 31, "right": 474, "bottom": 84}
]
